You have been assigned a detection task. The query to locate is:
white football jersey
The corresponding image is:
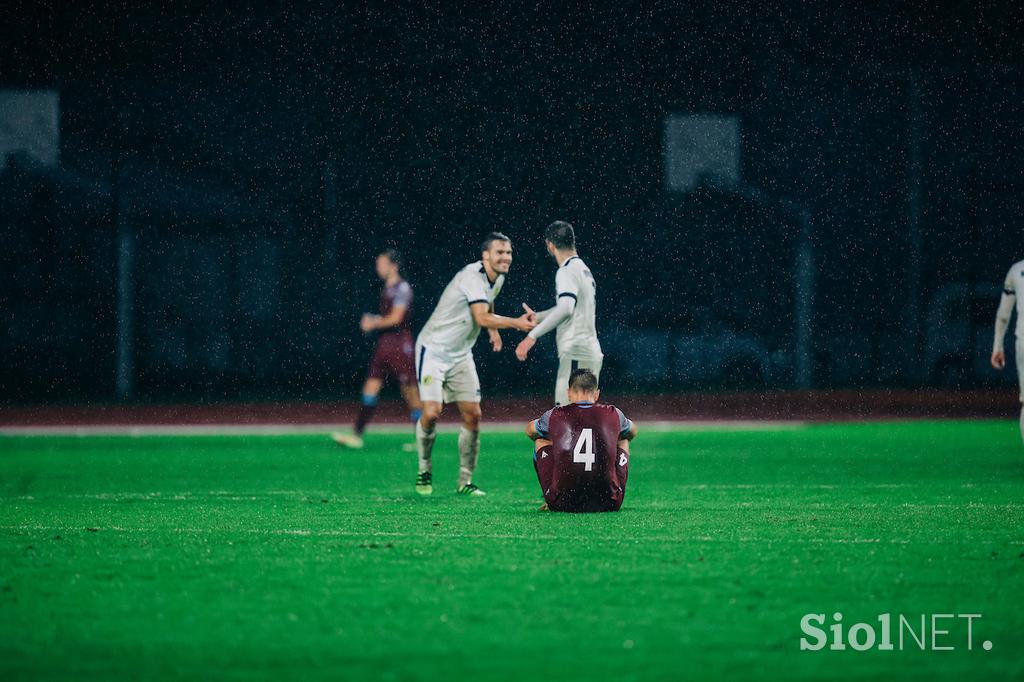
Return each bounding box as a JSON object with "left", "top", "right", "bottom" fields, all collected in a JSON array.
[
  {"left": 1002, "top": 260, "right": 1024, "bottom": 340},
  {"left": 417, "top": 261, "right": 504, "bottom": 361},
  {"left": 554, "top": 256, "right": 602, "bottom": 360}
]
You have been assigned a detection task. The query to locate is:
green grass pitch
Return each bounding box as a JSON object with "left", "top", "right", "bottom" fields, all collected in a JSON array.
[{"left": 1, "top": 420, "right": 1022, "bottom": 681}]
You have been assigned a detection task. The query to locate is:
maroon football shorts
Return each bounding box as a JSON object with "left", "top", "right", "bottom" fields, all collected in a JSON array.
[
  {"left": 367, "top": 332, "right": 416, "bottom": 386},
  {"left": 533, "top": 446, "right": 627, "bottom": 513}
]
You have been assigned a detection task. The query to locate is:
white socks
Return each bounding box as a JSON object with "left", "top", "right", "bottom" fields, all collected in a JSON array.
[
  {"left": 417, "top": 421, "right": 480, "bottom": 486},
  {"left": 416, "top": 420, "right": 436, "bottom": 474},
  {"left": 457, "top": 426, "right": 480, "bottom": 487}
]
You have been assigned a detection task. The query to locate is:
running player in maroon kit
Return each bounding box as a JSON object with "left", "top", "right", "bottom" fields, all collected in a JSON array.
[
  {"left": 331, "top": 249, "right": 422, "bottom": 449},
  {"left": 525, "top": 369, "right": 637, "bottom": 512}
]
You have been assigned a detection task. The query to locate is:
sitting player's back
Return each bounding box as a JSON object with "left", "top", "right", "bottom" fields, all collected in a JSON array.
[{"left": 528, "top": 369, "right": 636, "bottom": 513}]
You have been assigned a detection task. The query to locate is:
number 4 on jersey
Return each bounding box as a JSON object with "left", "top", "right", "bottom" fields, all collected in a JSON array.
[{"left": 573, "top": 428, "right": 595, "bottom": 471}]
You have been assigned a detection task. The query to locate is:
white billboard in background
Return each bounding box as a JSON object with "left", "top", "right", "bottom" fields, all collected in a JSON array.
[
  {"left": 0, "top": 90, "right": 60, "bottom": 170},
  {"left": 664, "top": 113, "right": 740, "bottom": 192}
]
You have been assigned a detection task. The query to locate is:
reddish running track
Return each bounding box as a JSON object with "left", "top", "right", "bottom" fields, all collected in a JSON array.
[{"left": 0, "top": 389, "right": 1018, "bottom": 427}]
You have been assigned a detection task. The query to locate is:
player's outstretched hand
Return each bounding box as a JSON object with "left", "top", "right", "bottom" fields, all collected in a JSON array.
[
  {"left": 514, "top": 312, "right": 537, "bottom": 333},
  {"left": 991, "top": 349, "right": 1006, "bottom": 370},
  {"left": 522, "top": 303, "right": 537, "bottom": 325},
  {"left": 359, "top": 314, "right": 378, "bottom": 333},
  {"left": 515, "top": 336, "right": 535, "bottom": 361}
]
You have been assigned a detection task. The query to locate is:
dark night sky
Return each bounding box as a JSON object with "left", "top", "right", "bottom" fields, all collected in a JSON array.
[
  {"left": 2, "top": 2, "right": 1023, "bottom": 400},
  {"left": 2, "top": 4, "right": 1020, "bottom": 193}
]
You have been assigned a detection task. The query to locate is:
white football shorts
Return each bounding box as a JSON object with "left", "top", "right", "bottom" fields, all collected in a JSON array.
[{"left": 415, "top": 342, "right": 481, "bottom": 404}]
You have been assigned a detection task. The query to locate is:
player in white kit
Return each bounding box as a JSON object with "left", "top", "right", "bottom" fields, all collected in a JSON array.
[
  {"left": 515, "top": 221, "right": 603, "bottom": 406},
  {"left": 991, "top": 258, "right": 1024, "bottom": 443},
  {"left": 414, "top": 232, "right": 536, "bottom": 496}
]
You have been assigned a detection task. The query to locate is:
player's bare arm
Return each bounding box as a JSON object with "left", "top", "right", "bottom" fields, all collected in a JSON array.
[
  {"left": 515, "top": 336, "right": 534, "bottom": 360},
  {"left": 469, "top": 302, "right": 535, "bottom": 333},
  {"left": 615, "top": 408, "right": 637, "bottom": 451},
  {"left": 487, "top": 302, "right": 503, "bottom": 352},
  {"left": 610, "top": 417, "right": 634, "bottom": 448},
  {"left": 361, "top": 304, "right": 408, "bottom": 333},
  {"left": 514, "top": 304, "right": 537, "bottom": 360},
  {"left": 525, "top": 419, "right": 551, "bottom": 452}
]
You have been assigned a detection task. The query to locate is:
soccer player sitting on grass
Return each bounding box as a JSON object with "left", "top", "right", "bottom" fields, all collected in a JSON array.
[{"left": 526, "top": 369, "right": 637, "bottom": 512}]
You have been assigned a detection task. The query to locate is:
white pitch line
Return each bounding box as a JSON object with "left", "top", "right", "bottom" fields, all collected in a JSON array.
[
  {"left": 0, "top": 524, "right": 998, "bottom": 546},
  {"left": 9, "top": 486, "right": 1023, "bottom": 501},
  {"left": 0, "top": 420, "right": 806, "bottom": 437}
]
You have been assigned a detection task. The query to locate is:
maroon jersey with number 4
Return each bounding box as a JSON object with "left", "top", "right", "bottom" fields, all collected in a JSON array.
[{"left": 532, "top": 402, "right": 632, "bottom": 513}]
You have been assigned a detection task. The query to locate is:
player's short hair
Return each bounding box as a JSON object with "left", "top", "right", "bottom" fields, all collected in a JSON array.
[
  {"left": 544, "top": 220, "right": 575, "bottom": 250},
  {"left": 568, "top": 368, "right": 599, "bottom": 393},
  {"left": 379, "top": 248, "right": 402, "bottom": 271},
  {"left": 481, "top": 231, "right": 512, "bottom": 253}
]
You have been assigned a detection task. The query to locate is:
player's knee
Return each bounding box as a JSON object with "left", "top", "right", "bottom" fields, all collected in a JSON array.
[
  {"left": 461, "top": 405, "right": 482, "bottom": 429},
  {"left": 421, "top": 404, "right": 443, "bottom": 426}
]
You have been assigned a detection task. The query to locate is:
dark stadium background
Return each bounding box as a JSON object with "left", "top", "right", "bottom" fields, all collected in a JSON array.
[{"left": 1, "top": 2, "right": 1022, "bottom": 406}]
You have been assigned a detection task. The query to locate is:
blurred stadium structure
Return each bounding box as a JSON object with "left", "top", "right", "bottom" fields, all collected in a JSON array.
[{"left": 1, "top": 5, "right": 1022, "bottom": 405}]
